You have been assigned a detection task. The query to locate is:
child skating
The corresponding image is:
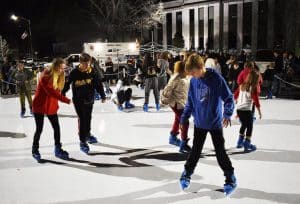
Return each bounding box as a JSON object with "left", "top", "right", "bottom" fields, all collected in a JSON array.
[
  {"left": 179, "top": 54, "right": 237, "bottom": 196},
  {"left": 161, "top": 61, "right": 191, "bottom": 153},
  {"left": 234, "top": 69, "right": 262, "bottom": 152}
]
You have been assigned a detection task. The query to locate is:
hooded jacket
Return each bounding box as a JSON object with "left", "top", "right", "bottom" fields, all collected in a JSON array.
[{"left": 180, "top": 69, "right": 234, "bottom": 129}]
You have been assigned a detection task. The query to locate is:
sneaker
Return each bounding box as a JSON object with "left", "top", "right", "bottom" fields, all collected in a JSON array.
[
  {"left": 236, "top": 135, "right": 245, "bottom": 148},
  {"left": 156, "top": 103, "right": 160, "bottom": 111},
  {"left": 179, "top": 139, "right": 191, "bottom": 153},
  {"left": 224, "top": 174, "right": 237, "bottom": 196},
  {"left": 54, "top": 145, "right": 69, "bottom": 160},
  {"left": 180, "top": 170, "right": 192, "bottom": 190},
  {"left": 32, "top": 150, "right": 41, "bottom": 162},
  {"left": 143, "top": 104, "right": 148, "bottom": 112},
  {"left": 244, "top": 140, "right": 256, "bottom": 152},
  {"left": 169, "top": 133, "right": 180, "bottom": 146},
  {"left": 125, "top": 101, "right": 135, "bottom": 109},
  {"left": 80, "top": 142, "right": 90, "bottom": 154},
  {"left": 87, "top": 135, "right": 98, "bottom": 144}
]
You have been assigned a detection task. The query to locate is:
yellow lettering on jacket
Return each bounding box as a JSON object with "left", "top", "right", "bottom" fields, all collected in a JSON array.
[{"left": 74, "top": 78, "right": 92, "bottom": 87}]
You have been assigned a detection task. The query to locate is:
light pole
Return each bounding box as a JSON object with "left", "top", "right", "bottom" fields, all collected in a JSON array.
[{"left": 11, "top": 14, "right": 33, "bottom": 59}]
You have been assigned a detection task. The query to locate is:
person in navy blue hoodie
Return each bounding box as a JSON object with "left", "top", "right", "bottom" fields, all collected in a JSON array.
[{"left": 179, "top": 54, "right": 236, "bottom": 196}]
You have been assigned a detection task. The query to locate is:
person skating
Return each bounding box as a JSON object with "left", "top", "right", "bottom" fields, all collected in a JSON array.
[
  {"left": 31, "top": 58, "right": 71, "bottom": 162},
  {"left": 141, "top": 53, "right": 160, "bottom": 112},
  {"left": 179, "top": 54, "right": 237, "bottom": 196},
  {"left": 234, "top": 70, "right": 262, "bottom": 152},
  {"left": 161, "top": 61, "right": 191, "bottom": 153},
  {"left": 62, "top": 53, "right": 106, "bottom": 154},
  {"left": 111, "top": 76, "right": 135, "bottom": 111},
  {"left": 11, "top": 60, "right": 33, "bottom": 117}
]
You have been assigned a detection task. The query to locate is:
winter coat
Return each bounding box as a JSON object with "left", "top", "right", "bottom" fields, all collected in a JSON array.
[
  {"left": 32, "top": 70, "right": 70, "bottom": 115},
  {"left": 180, "top": 69, "right": 234, "bottom": 129},
  {"left": 161, "top": 73, "right": 189, "bottom": 109}
]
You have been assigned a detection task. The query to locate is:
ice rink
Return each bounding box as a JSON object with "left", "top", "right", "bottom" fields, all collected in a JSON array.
[{"left": 1, "top": 86, "right": 300, "bottom": 204}]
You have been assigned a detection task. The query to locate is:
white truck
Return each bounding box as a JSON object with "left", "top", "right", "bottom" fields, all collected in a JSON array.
[{"left": 83, "top": 42, "right": 139, "bottom": 68}]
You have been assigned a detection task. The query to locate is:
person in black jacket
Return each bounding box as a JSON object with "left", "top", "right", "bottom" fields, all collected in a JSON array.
[
  {"left": 227, "top": 61, "right": 242, "bottom": 92},
  {"left": 62, "top": 53, "right": 106, "bottom": 154},
  {"left": 263, "top": 63, "right": 275, "bottom": 99}
]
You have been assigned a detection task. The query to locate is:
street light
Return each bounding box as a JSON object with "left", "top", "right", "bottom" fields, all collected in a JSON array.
[{"left": 10, "top": 14, "right": 33, "bottom": 59}]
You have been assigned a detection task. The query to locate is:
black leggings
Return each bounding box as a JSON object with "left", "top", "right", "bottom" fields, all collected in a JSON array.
[
  {"left": 237, "top": 110, "right": 253, "bottom": 137},
  {"left": 184, "top": 127, "right": 234, "bottom": 182},
  {"left": 32, "top": 113, "right": 61, "bottom": 151}
]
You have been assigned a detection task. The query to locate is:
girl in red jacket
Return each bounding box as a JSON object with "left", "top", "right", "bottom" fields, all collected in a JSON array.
[
  {"left": 31, "top": 58, "right": 71, "bottom": 162},
  {"left": 234, "top": 70, "right": 262, "bottom": 152}
]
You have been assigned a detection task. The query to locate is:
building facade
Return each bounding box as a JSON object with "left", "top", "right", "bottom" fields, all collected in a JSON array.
[{"left": 154, "top": 0, "right": 299, "bottom": 55}]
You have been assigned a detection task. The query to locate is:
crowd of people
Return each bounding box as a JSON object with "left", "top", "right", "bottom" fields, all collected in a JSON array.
[{"left": 0, "top": 49, "right": 299, "bottom": 196}]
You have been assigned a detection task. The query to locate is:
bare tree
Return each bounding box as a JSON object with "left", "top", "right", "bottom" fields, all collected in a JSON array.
[
  {"left": 88, "top": 0, "right": 164, "bottom": 41},
  {"left": 0, "top": 35, "right": 9, "bottom": 60}
]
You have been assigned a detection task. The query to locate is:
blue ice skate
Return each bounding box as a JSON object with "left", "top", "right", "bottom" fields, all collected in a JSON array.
[
  {"left": 80, "top": 142, "right": 90, "bottom": 154},
  {"left": 179, "top": 139, "right": 191, "bottom": 153},
  {"left": 20, "top": 111, "right": 25, "bottom": 118},
  {"left": 244, "top": 140, "right": 256, "bottom": 152},
  {"left": 169, "top": 132, "right": 180, "bottom": 146},
  {"left": 118, "top": 105, "right": 124, "bottom": 111},
  {"left": 156, "top": 103, "right": 160, "bottom": 111},
  {"left": 236, "top": 135, "right": 245, "bottom": 148},
  {"left": 224, "top": 174, "right": 237, "bottom": 196},
  {"left": 125, "top": 101, "right": 135, "bottom": 109},
  {"left": 143, "top": 104, "right": 148, "bottom": 112},
  {"left": 94, "top": 93, "right": 100, "bottom": 100},
  {"left": 180, "top": 170, "right": 192, "bottom": 190},
  {"left": 32, "top": 150, "right": 41, "bottom": 162},
  {"left": 54, "top": 145, "right": 69, "bottom": 160},
  {"left": 87, "top": 135, "right": 98, "bottom": 144}
]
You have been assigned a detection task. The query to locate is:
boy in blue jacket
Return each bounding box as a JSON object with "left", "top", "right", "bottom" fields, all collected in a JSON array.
[{"left": 179, "top": 54, "right": 236, "bottom": 196}]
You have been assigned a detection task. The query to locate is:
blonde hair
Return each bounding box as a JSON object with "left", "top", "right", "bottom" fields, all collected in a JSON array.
[
  {"left": 48, "top": 58, "right": 66, "bottom": 90},
  {"left": 174, "top": 61, "right": 186, "bottom": 76},
  {"left": 185, "top": 54, "right": 205, "bottom": 73}
]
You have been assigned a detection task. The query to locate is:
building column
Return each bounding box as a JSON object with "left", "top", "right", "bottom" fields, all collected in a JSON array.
[
  {"left": 214, "top": 3, "right": 220, "bottom": 50},
  {"left": 194, "top": 7, "right": 199, "bottom": 50},
  {"left": 163, "top": 13, "right": 167, "bottom": 48},
  {"left": 204, "top": 5, "right": 209, "bottom": 50},
  {"left": 172, "top": 11, "right": 177, "bottom": 40},
  {"left": 182, "top": 9, "right": 190, "bottom": 49},
  {"left": 223, "top": 2, "right": 229, "bottom": 50},
  {"left": 237, "top": 2, "right": 243, "bottom": 50},
  {"left": 251, "top": 0, "right": 258, "bottom": 55},
  {"left": 267, "top": 0, "right": 275, "bottom": 49}
]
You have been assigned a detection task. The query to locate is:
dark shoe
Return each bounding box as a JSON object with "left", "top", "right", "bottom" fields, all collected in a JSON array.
[
  {"left": 143, "top": 104, "right": 148, "bottom": 112},
  {"left": 180, "top": 170, "right": 192, "bottom": 190},
  {"left": 179, "top": 139, "right": 191, "bottom": 153},
  {"left": 80, "top": 142, "right": 90, "bottom": 154},
  {"left": 236, "top": 135, "right": 245, "bottom": 148},
  {"left": 54, "top": 145, "right": 69, "bottom": 160},
  {"left": 87, "top": 135, "right": 98, "bottom": 144},
  {"left": 224, "top": 174, "right": 237, "bottom": 196},
  {"left": 244, "top": 140, "right": 257, "bottom": 152},
  {"left": 32, "top": 150, "right": 41, "bottom": 162},
  {"left": 169, "top": 132, "right": 180, "bottom": 146}
]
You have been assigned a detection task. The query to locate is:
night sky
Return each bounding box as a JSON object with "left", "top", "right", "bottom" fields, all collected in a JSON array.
[{"left": 0, "top": 0, "right": 102, "bottom": 57}]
